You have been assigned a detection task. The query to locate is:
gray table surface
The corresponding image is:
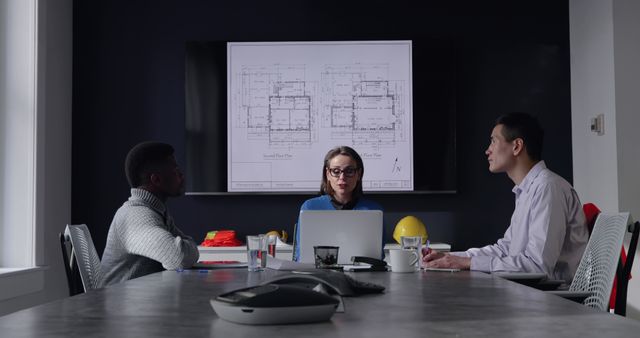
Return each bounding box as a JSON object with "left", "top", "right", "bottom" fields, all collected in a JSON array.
[{"left": 1, "top": 268, "right": 639, "bottom": 337}]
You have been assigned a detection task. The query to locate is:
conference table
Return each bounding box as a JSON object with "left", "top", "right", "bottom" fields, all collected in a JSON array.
[{"left": 1, "top": 268, "right": 640, "bottom": 337}]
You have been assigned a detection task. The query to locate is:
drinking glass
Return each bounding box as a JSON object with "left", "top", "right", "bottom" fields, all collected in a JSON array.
[
  {"left": 266, "top": 234, "right": 278, "bottom": 258},
  {"left": 246, "top": 235, "right": 267, "bottom": 271}
]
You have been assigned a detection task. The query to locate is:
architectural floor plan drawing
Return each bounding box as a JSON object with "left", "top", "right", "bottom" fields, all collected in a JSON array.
[
  {"left": 320, "top": 63, "right": 408, "bottom": 150},
  {"left": 228, "top": 41, "right": 413, "bottom": 192},
  {"left": 233, "top": 64, "right": 319, "bottom": 148}
]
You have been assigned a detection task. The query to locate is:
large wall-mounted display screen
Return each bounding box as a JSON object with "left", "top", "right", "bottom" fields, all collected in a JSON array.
[{"left": 185, "top": 39, "right": 456, "bottom": 194}]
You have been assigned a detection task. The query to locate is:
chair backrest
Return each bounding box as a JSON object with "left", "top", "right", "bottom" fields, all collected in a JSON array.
[
  {"left": 569, "top": 212, "right": 630, "bottom": 311},
  {"left": 65, "top": 224, "right": 104, "bottom": 292},
  {"left": 59, "top": 232, "right": 84, "bottom": 296},
  {"left": 614, "top": 220, "right": 639, "bottom": 316}
]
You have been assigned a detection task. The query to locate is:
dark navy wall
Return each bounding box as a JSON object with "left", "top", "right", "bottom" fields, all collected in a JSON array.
[{"left": 72, "top": 0, "right": 572, "bottom": 255}]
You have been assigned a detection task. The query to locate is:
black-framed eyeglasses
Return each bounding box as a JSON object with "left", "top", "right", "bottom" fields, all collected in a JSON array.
[{"left": 327, "top": 167, "right": 359, "bottom": 178}]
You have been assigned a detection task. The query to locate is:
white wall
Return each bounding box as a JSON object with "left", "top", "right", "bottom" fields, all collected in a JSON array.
[
  {"left": 569, "top": 0, "right": 619, "bottom": 213},
  {"left": 0, "top": 0, "right": 72, "bottom": 316},
  {"left": 612, "top": 0, "right": 640, "bottom": 320},
  {"left": 613, "top": 1, "right": 640, "bottom": 222},
  {"left": 570, "top": 0, "right": 640, "bottom": 320},
  {"left": 0, "top": 0, "right": 37, "bottom": 268}
]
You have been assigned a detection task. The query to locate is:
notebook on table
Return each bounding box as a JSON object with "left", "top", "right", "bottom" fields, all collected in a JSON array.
[{"left": 298, "top": 210, "right": 383, "bottom": 265}]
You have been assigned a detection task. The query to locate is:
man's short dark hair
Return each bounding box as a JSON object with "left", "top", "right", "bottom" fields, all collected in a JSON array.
[
  {"left": 125, "top": 142, "right": 175, "bottom": 188},
  {"left": 495, "top": 112, "right": 544, "bottom": 161}
]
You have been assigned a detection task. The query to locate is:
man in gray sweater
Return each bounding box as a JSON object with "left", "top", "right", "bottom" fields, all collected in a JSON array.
[{"left": 101, "top": 142, "right": 199, "bottom": 286}]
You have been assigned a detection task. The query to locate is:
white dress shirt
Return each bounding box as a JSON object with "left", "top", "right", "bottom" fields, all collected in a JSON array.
[{"left": 453, "top": 161, "right": 589, "bottom": 283}]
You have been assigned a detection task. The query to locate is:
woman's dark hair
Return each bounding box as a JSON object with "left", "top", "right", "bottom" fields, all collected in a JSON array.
[
  {"left": 125, "top": 141, "right": 175, "bottom": 188},
  {"left": 320, "top": 146, "right": 364, "bottom": 198},
  {"left": 495, "top": 112, "right": 544, "bottom": 161}
]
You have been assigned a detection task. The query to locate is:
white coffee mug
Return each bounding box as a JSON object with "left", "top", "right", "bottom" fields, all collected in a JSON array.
[{"left": 389, "top": 249, "right": 419, "bottom": 273}]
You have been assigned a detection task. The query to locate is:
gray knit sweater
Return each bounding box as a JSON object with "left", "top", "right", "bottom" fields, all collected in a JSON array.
[{"left": 101, "top": 188, "right": 199, "bottom": 286}]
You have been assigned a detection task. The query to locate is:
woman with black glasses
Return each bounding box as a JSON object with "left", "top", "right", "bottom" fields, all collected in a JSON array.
[{"left": 293, "top": 146, "right": 383, "bottom": 261}]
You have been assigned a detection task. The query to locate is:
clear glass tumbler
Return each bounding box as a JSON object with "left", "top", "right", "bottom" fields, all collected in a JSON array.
[{"left": 246, "top": 235, "right": 267, "bottom": 271}]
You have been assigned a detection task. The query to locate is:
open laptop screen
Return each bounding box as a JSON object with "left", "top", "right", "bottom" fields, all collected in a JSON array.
[{"left": 298, "top": 210, "right": 383, "bottom": 264}]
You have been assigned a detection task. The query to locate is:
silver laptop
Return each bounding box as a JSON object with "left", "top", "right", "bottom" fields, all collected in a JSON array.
[{"left": 298, "top": 210, "right": 383, "bottom": 264}]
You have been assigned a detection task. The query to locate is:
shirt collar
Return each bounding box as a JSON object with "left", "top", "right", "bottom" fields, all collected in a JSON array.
[
  {"left": 130, "top": 188, "right": 167, "bottom": 215},
  {"left": 329, "top": 195, "right": 359, "bottom": 210},
  {"left": 512, "top": 161, "right": 546, "bottom": 196}
]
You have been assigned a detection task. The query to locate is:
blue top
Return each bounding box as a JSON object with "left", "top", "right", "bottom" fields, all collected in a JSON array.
[{"left": 294, "top": 194, "right": 384, "bottom": 261}]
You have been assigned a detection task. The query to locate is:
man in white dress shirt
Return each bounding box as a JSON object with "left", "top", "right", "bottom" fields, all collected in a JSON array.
[{"left": 423, "top": 113, "right": 588, "bottom": 283}]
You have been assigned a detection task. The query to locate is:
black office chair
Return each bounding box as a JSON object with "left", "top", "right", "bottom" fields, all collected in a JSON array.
[{"left": 59, "top": 232, "right": 83, "bottom": 296}]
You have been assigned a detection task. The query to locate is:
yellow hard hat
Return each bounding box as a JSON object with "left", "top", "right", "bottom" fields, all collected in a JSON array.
[
  {"left": 265, "top": 230, "right": 288, "bottom": 242},
  {"left": 393, "top": 216, "right": 428, "bottom": 244}
]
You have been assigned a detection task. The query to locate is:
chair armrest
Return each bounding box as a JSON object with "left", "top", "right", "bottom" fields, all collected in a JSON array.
[
  {"left": 495, "top": 272, "right": 566, "bottom": 290},
  {"left": 547, "top": 290, "right": 593, "bottom": 304},
  {"left": 493, "top": 272, "right": 546, "bottom": 287},
  {"left": 534, "top": 279, "right": 566, "bottom": 291}
]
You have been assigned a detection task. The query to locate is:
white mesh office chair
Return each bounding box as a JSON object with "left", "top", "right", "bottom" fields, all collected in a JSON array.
[
  {"left": 550, "top": 212, "right": 631, "bottom": 311},
  {"left": 65, "top": 224, "right": 104, "bottom": 292}
]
